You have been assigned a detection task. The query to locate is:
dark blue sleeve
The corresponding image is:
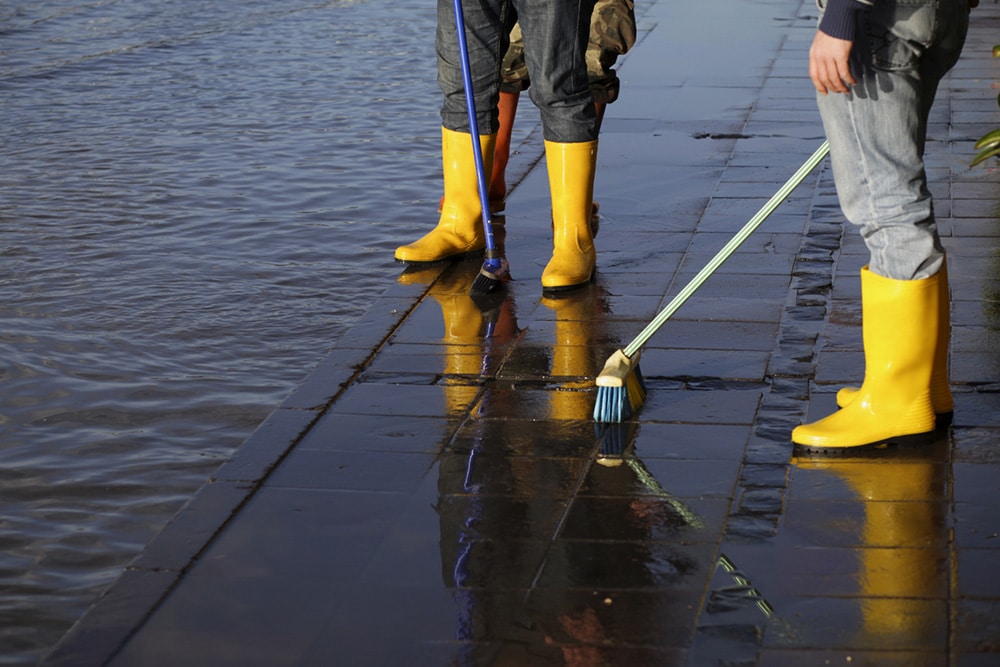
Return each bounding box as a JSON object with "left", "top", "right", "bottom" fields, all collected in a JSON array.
[{"left": 819, "top": 0, "right": 868, "bottom": 41}]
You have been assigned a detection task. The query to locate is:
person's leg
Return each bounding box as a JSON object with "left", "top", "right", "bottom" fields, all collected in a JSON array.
[
  {"left": 515, "top": 0, "right": 599, "bottom": 290},
  {"left": 396, "top": 0, "right": 515, "bottom": 263},
  {"left": 436, "top": 0, "right": 515, "bottom": 134},
  {"left": 816, "top": 0, "right": 967, "bottom": 281},
  {"left": 794, "top": 0, "right": 968, "bottom": 450},
  {"left": 513, "top": 0, "right": 596, "bottom": 143},
  {"left": 490, "top": 21, "right": 527, "bottom": 209}
]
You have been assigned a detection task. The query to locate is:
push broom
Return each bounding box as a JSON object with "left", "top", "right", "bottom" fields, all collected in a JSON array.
[
  {"left": 451, "top": 0, "right": 510, "bottom": 296},
  {"left": 593, "top": 140, "right": 831, "bottom": 423}
]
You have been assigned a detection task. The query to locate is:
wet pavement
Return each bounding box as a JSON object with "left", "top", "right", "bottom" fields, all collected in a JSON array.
[{"left": 43, "top": 0, "right": 1000, "bottom": 665}]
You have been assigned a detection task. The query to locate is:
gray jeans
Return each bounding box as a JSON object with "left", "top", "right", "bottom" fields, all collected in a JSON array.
[{"left": 816, "top": 0, "right": 969, "bottom": 279}]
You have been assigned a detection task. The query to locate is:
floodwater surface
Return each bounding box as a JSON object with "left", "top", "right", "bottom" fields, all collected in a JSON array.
[{"left": 0, "top": 0, "right": 458, "bottom": 661}]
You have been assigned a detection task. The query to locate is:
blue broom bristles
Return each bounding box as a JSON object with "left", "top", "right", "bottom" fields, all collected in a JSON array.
[{"left": 593, "top": 350, "right": 646, "bottom": 423}]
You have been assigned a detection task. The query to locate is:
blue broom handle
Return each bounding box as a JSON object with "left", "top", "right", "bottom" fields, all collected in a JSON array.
[
  {"left": 623, "top": 140, "right": 831, "bottom": 358},
  {"left": 453, "top": 0, "right": 497, "bottom": 255}
]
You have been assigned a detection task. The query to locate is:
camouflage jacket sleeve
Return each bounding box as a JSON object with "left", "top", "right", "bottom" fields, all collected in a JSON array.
[{"left": 819, "top": 0, "right": 873, "bottom": 41}]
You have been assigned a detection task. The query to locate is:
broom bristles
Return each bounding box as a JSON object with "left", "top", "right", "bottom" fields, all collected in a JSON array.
[
  {"left": 469, "top": 257, "right": 510, "bottom": 296},
  {"left": 593, "top": 349, "right": 646, "bottom": 422}
]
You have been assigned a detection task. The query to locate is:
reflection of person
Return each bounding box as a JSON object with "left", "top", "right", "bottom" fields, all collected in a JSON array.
[
  {"left": 792, "top": 449, "right": 947, "bottom": 645},
  {"left": 395, "top": 0, "right": 602, "bottom": 293},
  {"left": 791, "top": 0, "right": 972, "bottom": 451}
]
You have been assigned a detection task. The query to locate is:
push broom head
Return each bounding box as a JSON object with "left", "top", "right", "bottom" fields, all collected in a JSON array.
[
  {"left": 593, "top": 349, "right": 646, "bottom": 423},
  {"left": 469, "top": 254, "right": 510, "bottom": 296}
]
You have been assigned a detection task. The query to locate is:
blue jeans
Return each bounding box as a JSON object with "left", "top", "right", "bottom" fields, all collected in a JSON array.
[
  {"left": 816, "top": 0, "right": 968, "bottom": 280},
  {"left": 437, "top": 0, "right": 598, "bottom": 143}
]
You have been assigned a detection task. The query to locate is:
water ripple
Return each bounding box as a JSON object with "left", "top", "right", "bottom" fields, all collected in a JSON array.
[{"left": 1, "top": 0, "right": 443, "bottom": 661}]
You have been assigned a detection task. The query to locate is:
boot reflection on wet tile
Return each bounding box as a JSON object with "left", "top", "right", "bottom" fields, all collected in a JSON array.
[
  {"left": 790, "top": 442, "right": 949, "bottom": 649},
  {"left": 542, "top": 288, "right": 604, "bottom": 423},
  {"left": 434, "top": 288, "right": 711, "bottom": 661},
  {"left": 398, "top": 261, "right": 519, "bottom": 415}
]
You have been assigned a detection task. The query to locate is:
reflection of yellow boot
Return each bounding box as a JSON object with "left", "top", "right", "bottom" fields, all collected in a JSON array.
[
  {"left": 837, "top": 260, "right": 953, "bottom": 423},
  {"left": 427, "top": 273, "right": 488, "bottom": 414},
  {"left": 432, "top": 293, "right": 483, "bottom": 414},
  {"left": 543, "top": 293, "right": 597, "bottom": 421},
  {"left": 792, "top": 267, "right": 938, "bottom": 450},
  {"left": 792, "top": 456, "right": 943, "bottom": 640},
  {"left": 542, "top": 140, "right": 598, "bottom": 292},
  {"left": 395, "top": 128, "right": 495, "bottom": 263}
]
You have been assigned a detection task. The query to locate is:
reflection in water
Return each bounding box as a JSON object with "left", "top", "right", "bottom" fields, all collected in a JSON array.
[
  {"left": 710, "top": 553, "right": 775, "bottom": 619},
  {"left": 430, "top": 282, "right": 704, "bottom": 663},
  {"left": 791, "top": 440, "right": 949, "bottom": 646}
]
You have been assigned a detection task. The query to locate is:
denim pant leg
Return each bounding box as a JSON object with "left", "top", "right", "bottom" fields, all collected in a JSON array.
[
  {"left": 513, "top": 0, "right": 598, "bottom": 143},
  {"left": 437, "top": 0, "right": 517, "bottom": 134},
  {"left": 816, "top": 0, "right": 968, "bottom": 280}
]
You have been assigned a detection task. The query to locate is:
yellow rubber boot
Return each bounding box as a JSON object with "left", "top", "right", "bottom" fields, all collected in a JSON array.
[
  {"left": 395, "top": 128, "right": 495, "bottom": 263},
  {"left": 542, "top": 140, "right": 598, "bottom": 292},
  {"left": 836, "top": 260, "right": 953, "bottom": 423},
  {"left": 792, "top": 267, "right": 939, "bottom": 450}
]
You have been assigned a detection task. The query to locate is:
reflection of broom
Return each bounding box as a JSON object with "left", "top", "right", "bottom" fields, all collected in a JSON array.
[{"left": 593, "top": 141, "right": 831, "bottom": 423}]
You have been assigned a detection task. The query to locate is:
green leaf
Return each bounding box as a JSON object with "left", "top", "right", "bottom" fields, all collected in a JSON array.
[
  {"left": 971, "top": 144, "right": 1000, "bottom": 168},
  {"left": 975, "top": 128, "right": 1000, "bottom": 150}
]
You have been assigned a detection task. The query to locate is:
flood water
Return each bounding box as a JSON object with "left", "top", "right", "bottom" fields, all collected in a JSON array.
[{"left": 0, "top": 0, "right": 489, "bottom": 661}]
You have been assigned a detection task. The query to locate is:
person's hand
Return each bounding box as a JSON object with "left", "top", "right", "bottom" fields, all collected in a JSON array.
[{"left": 809, "top": 30, "right": 856, "bottom": 94}]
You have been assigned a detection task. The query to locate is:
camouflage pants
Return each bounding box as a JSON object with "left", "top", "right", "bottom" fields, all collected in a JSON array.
[{"left": 501, "top": 0, "right": 636, "bottom": 104}]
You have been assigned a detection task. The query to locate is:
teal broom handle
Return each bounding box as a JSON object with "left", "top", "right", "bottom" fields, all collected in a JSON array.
[{"left": 623, "top": 140, "right": 830, "bottom": 358}]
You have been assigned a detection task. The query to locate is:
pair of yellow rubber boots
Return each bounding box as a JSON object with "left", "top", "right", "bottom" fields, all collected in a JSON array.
[
  {"left": 792, "top": 265, "right": 952, "bottom": 451},
  {"left": 394, "top": 125, "right": 597, "bottom": 292}
]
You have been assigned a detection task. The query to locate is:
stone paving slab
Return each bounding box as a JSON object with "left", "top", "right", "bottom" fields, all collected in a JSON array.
[{"left": 45, "top": 0, "right": 1000, "bottom": 665}]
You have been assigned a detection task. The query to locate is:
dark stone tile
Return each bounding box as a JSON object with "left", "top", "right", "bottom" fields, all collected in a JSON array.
[
  {"left": 521, "top": 588, "right": 705, "bottom": 649},
  {"left": 957, "top": 548, "right": 1000, "bottom": 598},
  {"left": 212, "top": 407, "right": 321, "bottom": 483},
  {"left": 760, "top": 596, "right": 947, "bottom": 650},
  {"left": 110, "top": 487, "right": 418, "bottom": 666},
  {"left": 645, "top": 320, "right": 779, "bottom": 351},
  {"left": 639, "top": 349, "right": 770, "bottom": 383},
  {"left": 631, "top": 422, "right": 752, "bottom": 461},
  {"left": 295, "top": 413, "right": 450, "bottom": 454},
  {"left": 266, "top": 448, "right": 438, "bottom": 494},
  {"left": 436, "top": 449, "right": 588, "bottom": 498},
  {"left": 561, "top": 493, "right": 727, "bottom": 543},
  {"left": 537, "top": 539, "right": 715, "bottom": 590},
  {"left": 280, "top": 346, "right": 374, "bottom": 410},
  {"left": 954, "top": 599, "right": 1000, "bottom": 653},
  {"left": 639, "top": 380, "right": 765, "bottom": 424},
  {"left": 758, "top": 649, "right": 945, "bottom": 666},
  {"left": 324, "top": 381, "right": 482, "bottom": 419},
  {"left": 637, "top": 458, "right": 743, "bottom": 498},
  {"left": 132, "top": 480, "right": 252, "bottom": 573},
  {"left": 44, "top": 569, "right": 179, "bottom": 667},
  {"left": 951, "top": 391, "right": 1000, "bottom": 427}
]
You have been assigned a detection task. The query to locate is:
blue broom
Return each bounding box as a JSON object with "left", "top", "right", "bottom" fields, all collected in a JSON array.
[
  {"left": 593, "top": 140, "right": 831, "bottom": 423},
  {"left": 451, "top": 0, "right": 510, "bottom": 296}
]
